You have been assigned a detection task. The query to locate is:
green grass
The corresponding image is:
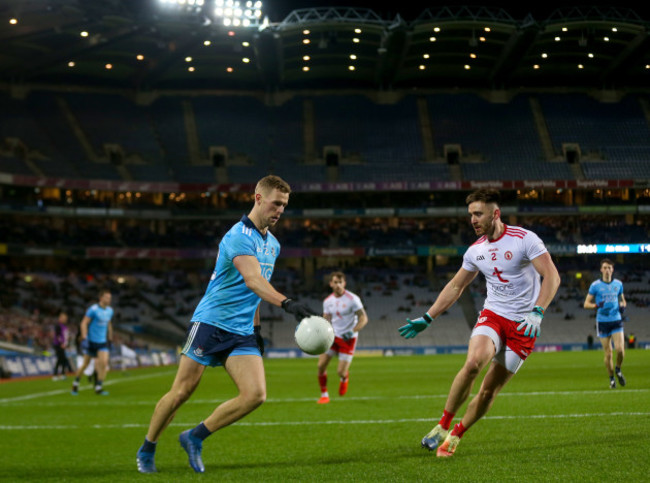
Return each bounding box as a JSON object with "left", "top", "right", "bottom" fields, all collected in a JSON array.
[{"left": 1, "top": 350, "right": 649, "bottom": 482}]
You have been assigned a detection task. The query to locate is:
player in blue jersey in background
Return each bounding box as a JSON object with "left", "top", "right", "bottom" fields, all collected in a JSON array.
[
  {"left": 71, "top": 289, "right": 113, "bottom": 395},
  {"left": 583, "top": 258, "right": 627, "bottom": 389},
  {"left": 136, "top": 175, "right": 317, "bottom": 474}
]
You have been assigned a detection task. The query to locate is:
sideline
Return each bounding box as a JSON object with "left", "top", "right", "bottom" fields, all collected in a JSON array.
[
  {"left": 0, "top": 369, "right": 176, "bottom": 403},
  {"left": 1, "top": 411, "right": 649, "bottom": 430}
]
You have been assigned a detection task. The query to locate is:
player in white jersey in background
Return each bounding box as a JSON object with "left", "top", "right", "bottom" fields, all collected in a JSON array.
[
  {"left": 136, "top": 176, "right": 317, "bottom": 474},
  {"left": 398, "top": 188, "right": 560, "bottom": 458},
  {"left": 317, "top": 271, "right": 368, "bottom": 404}
]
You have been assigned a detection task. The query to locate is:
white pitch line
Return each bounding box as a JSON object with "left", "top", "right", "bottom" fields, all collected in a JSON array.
[
  {"left": 1, "top": 412, "right": 649, "bottom": 430},
  {"left": 2, "top": 388, "right": 648, "bottom": 407},
  {"left": 0, "top": 370, "right": 176, "bottom": 404}
]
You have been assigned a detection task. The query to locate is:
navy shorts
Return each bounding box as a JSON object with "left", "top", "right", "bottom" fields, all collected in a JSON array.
[
  {"left": 85, "top": 341, "right": 109, "bottom": 357},
  {"left": 181, "top": 322, "right": 260, "bottom": 367},
  {"left": 596, "top": 320, "right": 624, "bottom": 338}
]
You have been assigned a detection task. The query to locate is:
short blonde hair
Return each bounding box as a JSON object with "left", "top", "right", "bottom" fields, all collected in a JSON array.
[{"left": 255, "top": 175, "right": 291, "bottom": 195}]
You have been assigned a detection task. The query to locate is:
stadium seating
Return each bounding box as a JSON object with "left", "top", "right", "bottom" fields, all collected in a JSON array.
[
  {"left": 0, "top": 92, "right": 65, "bottom": 161},
  {"left": 191, "top": 95, "right": 275, "bottom": 168},
  {"left": 2, "top": 265, "right": 649, "bottom": 354},
  {"left": 2, "top": 91, "right": 649, "bottom": 183},
  {"left": 538, "top": 93, "right": 650, "bottom": 161},
  {"left": 63, "top": 92, "right": 161, "bottom": 164},
  {"left": 0, "top": 156, "right": 34, "bottom": 176},
  {"left": 582, "top": 160, "right": 650, "bottom": 180},
  {"left": 313, "top": 95, "right": 424, "bottom": 175},
  {"left": 427, "top": 94, "right": 541, "bottom": 164},
  {"left": 148, "top": 96, "right": 190, "bottom": 168}
]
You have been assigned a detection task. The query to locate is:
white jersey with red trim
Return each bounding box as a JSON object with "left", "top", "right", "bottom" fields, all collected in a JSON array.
[
  {"left": 462, "top": 225, "right": 548, "bottom": 321},
  {"left": 323, "top": 290, "right": 364, "bottom": 339}
]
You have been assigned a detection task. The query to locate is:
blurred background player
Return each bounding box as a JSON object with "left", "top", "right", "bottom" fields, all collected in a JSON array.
[
  {"left": 52, "top": 310, "right": 73, "bottom": 380},
  {"left": 583, "top": 258, "right": 627, "bottom": 388},
  {"left": 317, "top": 271, "right": 368, "bottom": 404},
  {"left": 136, "top": 175, "right": 317, "bottom": 474},
  {"left": 75, "top": 321, "right": 96, "bottom": 384},
  {"left": 398, "top": 188, "right": 560, "bottom": 458},
  {"left": 71, "top": 289, "right": 113, "bottom": 396}
]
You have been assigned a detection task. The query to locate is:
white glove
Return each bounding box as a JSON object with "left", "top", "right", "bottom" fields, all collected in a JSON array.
[{"left": 516, "top": 306, "right": 544, "bottom": 338}]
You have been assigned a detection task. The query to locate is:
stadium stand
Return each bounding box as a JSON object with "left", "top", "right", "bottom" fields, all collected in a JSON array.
[
  {"left": 1, "top": 211, "right": 648, "bottom": 250},
  {"left": 1, "top": 85, "right": 650, "bottom": 356},
  {"left": 191, "top": 95, "right": 274, "bottom": 168},
  {"left": 0, "top": 93, "right": 62, "bottom": 160},
  {"left": 2, "top": 91, "right": 650, "bottom": 184},
  {"left": 0, "top": 156, "right": 33, "bottom": 176},
  {"left": 313, "top": 94, "right": 424, "bottom": 173},
  {"left": 148, "top": 96, "right": 190, "bottom": 170},
  {"left": 539, "top": 93, "right": 649, "bottom": 159},
  {"left": 63, "top": 92, "right": 162, "bottom": 164}
]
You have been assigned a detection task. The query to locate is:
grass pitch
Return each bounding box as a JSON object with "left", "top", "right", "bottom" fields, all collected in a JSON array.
[{"left": 1, "top": 349, "right": 649, "bottom": 482}]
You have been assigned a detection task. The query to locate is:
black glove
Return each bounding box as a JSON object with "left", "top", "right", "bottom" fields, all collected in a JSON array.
[
  {"left": 281, "top": 298, "right": 317, "bottom": 322},
  {"left": 254, "top": 326, "right": 264, "bottom": 356}
]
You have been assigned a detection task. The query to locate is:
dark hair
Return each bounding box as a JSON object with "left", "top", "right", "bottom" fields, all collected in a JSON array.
[
  {"left": 329, "top": 271, "right": 346, "bottom": 282},
  {"left": 600, "top": 258, "right": 614, "bottom": 268},
  {"left": 465, "top": 188, "right": 501, "bottom": 206}
]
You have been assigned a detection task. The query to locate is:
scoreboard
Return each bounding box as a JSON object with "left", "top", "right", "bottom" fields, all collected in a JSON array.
[{"left": 576, "top": 243, "right": 650, "bottom": 254}]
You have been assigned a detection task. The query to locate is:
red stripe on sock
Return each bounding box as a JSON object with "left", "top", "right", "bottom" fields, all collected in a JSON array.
[
  {"left": 451, "top": 421, "right": 467, "bottom": 438},
  {"left": 439, "top": 409, "right": 455, "bottom": 430}
]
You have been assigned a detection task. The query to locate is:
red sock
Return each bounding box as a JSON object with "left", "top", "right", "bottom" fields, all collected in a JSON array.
[
  {"left": 438, "top": 409, "right": 455, "bottom": 431},
  {"left": 451, "top": 421, "right": 467, "bottom": 438},
  {"left": 318, "top": 373, "right": 327, "bottom": 392}
]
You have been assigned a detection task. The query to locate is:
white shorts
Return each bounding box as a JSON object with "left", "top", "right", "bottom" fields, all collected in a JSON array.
[
  {"left": 77, "top": 355, "right": 95, "bottom": 376},
  {"left": 471, "top": 326, "right": 526, "bottom": 374}
]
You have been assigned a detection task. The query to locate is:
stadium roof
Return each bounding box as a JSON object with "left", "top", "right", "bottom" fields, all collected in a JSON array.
[{"left": 1, "top": 0, "right": 649, "bottom": 93}]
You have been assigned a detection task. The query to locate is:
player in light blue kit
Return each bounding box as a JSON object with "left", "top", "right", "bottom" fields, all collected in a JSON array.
[
  {"left": 137, "top": 175, "right": 317, "bottom": 474},
  {"left": 71, "top": 289, "right": 113, "bottom": 396},
  {"left": 583, "top": 258, "right": 627, "bottom": 389}
]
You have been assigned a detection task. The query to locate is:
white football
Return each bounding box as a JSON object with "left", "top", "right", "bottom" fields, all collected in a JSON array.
[{"left": 295, "top": 315, "right": 335, "bottom": 355}]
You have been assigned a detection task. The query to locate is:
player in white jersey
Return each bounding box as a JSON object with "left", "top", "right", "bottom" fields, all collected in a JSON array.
[
  {"left": 398, "top": 188, "right": 560, "bottom": 458},
  {"left": 317, "top": 271, "right": 368, "bottom": 404}
]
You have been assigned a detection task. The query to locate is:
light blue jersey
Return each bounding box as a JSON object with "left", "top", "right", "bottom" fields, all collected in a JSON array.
[
  {"left": 191, "top": 215, "right": 281, "bottom": 336},
  {"left": 85, "top": 304, "right": 113, "bottom": 343},
  {"left": 588, "top": 278, "right": 624, "bottom": 323}
]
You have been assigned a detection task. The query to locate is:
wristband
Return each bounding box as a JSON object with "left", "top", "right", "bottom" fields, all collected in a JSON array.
[
  {"left": 423, "top": 313, "right": 433, "bottom": 324},
  {"left": 532, "top": 306, "right": 545, "bottom": 316}
]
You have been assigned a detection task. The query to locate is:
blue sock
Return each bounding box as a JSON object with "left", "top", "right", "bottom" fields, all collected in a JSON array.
[
  {"left": 190, "top": 422, "right": 212, "bottom": 441},
  {"left": 141, "top": 438, "right": 157, "bottom": 453}
]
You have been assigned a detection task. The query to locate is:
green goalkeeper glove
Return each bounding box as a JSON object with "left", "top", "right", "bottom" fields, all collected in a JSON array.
[
  {"left": 398, "top": 313, "right": 433, "bottom": 339},
  {"left": 516, "top": 306, "right": 544, "bottom": 338}
]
